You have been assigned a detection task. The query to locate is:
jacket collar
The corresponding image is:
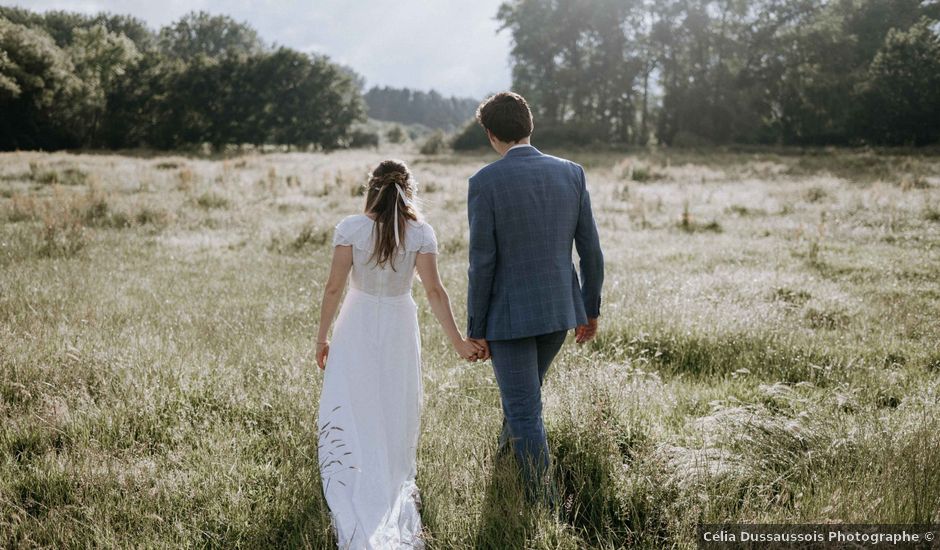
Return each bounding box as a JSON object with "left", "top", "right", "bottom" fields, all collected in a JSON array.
[{"left": 503, "top": 144, "right": 542, "bottom": 158}]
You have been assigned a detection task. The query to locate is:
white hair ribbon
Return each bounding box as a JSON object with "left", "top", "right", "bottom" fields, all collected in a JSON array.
[{"left": 393, "top": 182, "right": 410, "bottom": 248}]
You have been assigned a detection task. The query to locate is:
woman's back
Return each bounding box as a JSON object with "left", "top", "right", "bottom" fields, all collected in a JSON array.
[
  {"left": 332, "top": 214, "right": 438, "bottom": 297},
  {"left": 316, "top": 159, "right": 479, "bottom": 550}
]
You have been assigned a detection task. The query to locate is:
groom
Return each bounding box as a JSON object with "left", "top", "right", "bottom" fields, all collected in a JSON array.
[{"left": 466, "top": 92, "right": 604, "bottom": 501}]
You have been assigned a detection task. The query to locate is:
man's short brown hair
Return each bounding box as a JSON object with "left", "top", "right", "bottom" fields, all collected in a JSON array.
[{"left": 476, "top": 92, "right": 533, "bottom": 143}]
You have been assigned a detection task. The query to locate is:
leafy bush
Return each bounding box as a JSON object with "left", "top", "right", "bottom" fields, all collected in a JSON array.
[
  {"left": 30, "top": 166, "right": 89, "bottom": 186},
  {"left": 925, "top": 204, "right": 940, "bottom": 223},
  {"left": 419, "top": 131, "right": 448, "bottom": 155},
  {"left": 386, "top": 125, "right": 406, "bottom": 144},
  {"left": 679, "top": 202, "right": 722, "bottom": 233},
  {"left": 533, "top": 122, "right": 607, "bottom": 147},
  {"left": 292, "top": 225, "right": 330, "bottom": 249},
  {"left": 135, "top": 207, "right": 168, "bottom": 227},
  {"left": 266, "top": 224, "right": 331, "bottom": 253},
  {"left": 196, "top": 191, "right": 229, "bottom": 209},
  {"left": 452, "top": 120, "right": 490, "bottom": 150},
  {"left": 37, "top": 199, "right": 88, "bottom": 257},
  {"left": 630, "top": 165, "right": 664, "bottom": 182},
  {"left": 804, "top": 186, "right": 827, "bottom": 203},
  {"left": 348, "top": 130, "right": 379, "bottom": 149}
]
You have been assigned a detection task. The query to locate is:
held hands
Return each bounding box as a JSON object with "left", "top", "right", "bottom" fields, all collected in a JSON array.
[
  {"left": 320, "top": 336, "right": 487, "bottom": 369},
  {"left": 575, "top": 318, "right": 599, "bottom": 344},
  {"left": 456, "top": 337, "right": 489, "bottom": 362}
]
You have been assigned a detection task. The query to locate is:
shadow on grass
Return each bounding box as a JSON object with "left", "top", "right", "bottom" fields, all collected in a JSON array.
[
  {"left": 473, "top": 452, "right": 535, "bottom": 550},
  {"left": 242, "top": 437, "right": 336, "bottom": 549},
  {"left": 246, "top": 485, "right": 335, "bottom": 549},
  {"left": 550, "top": 396, "right": 671, "bottom": 549},
  {"left": 471, "top": 410, "right": 671, "bottom": 549}
]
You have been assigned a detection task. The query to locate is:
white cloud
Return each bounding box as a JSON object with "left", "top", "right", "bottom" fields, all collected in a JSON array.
[{"left": 11, "top": 0, "right": 512, "bottom": 98}]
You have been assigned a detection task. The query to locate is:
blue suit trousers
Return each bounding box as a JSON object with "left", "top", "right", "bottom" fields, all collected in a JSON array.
[{"left": 489, "top": 330, "right": 568, "bottom": 501}]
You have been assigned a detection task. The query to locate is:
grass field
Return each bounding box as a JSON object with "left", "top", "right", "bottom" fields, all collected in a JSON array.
[{"left": 1, "top": 146, "right": 939, "bottom": 548}]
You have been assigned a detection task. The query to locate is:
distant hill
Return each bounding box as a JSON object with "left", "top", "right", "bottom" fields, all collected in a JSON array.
[{"left": 364, "top": 87, "right": 479, "bottom": 132}]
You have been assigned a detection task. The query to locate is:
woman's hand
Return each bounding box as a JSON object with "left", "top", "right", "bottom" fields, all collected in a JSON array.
[
  {"left": 316, "top": 341, "right": 330, "bottom": 370},
  {"left": 468, "top": 338, "right": 490, "bottom": 361},
  {"left": 455, "top": 338, "right": 486, "bottom": 362}
]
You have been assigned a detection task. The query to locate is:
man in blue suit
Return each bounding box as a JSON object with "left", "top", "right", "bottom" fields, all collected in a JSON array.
[{"left": 466, "top": 92, "right": 604, "bottom": 502}]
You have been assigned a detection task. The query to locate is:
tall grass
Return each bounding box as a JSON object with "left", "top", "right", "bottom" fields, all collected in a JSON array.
[{"left": 0, "top": 148, "right": 938, "bottom": 547}]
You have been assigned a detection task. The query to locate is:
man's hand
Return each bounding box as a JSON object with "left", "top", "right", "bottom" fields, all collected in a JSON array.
[
  {"left": 575, "top": 318, "right": 598, "bottom": 344},
  {"left": 455, "top": 338, "right": 486, "bottom": 362},
  {"left": 468, "top": 338, "right": 491, "bottom": 361}
]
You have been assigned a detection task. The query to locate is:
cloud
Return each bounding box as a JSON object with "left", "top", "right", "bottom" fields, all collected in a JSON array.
[{"left": 12, "top": 0, "right": 512, "bottom": 98}]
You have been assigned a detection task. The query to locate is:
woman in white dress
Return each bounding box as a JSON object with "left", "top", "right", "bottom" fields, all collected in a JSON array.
[{"left": 314, "top": 160, "right": 485, "bottom": 549}]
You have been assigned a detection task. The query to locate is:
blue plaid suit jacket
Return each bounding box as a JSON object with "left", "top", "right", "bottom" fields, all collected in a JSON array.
[{"left": 467, "top": 145, "right": 604, "bottom": 341}]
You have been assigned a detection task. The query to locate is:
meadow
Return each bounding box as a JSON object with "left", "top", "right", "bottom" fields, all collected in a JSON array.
[{"left": 1, "top": 145, "right": 939, "bottom": 548}]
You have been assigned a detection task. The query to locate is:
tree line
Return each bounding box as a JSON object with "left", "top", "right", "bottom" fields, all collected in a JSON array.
[
  {"left": 491, "top": 0, "right": 940, "bottom": 147},
  {"left": 0, "top": 8, "right": 364, "bottom": 151},
  {"left": 364, "top": 86, "right": 479, "bottom": 131},
  {"left": 5, "top": 3, "right": 938, "bottom": 151}
]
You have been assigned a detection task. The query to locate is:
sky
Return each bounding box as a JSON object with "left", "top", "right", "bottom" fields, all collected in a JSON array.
[{"left": 11, "top": 0, "right": 513, "bottom": 99}]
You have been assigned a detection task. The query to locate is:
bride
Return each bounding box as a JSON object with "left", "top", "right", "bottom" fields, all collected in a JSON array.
[{"left": 314, "top": 159, "right": 484, "bottom": 549}]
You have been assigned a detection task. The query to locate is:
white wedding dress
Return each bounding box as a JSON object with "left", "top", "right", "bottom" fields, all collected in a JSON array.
[{"left": 318, "top": 214, "right": 437, "bottom": 550}]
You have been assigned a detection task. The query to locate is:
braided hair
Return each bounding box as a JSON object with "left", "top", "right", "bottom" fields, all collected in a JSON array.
[{"left": 364, "top": 160, "right": 419, "bottom": 269}]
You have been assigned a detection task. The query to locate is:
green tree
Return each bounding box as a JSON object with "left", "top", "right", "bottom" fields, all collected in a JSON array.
[
  {"left": 0, "top": 7, "right": 156, "bottom": 52},
  {"left": 99, "top": 51, "right": 166, "bottom": 148},
  {"left": 858, "top": 19, "right": 940, "bottom": 145},
  {"left": 68, "top": 24, "right": 140, "bottom": 144},
  {"left": 0, "top": 18, "right": 81, "bottom": 149},
  {"left": 1, "top": 7, "right": 367, "bottom": 151},
  {"left": 499, "top": 0, "right": 939, "bottom": 146},
  {"left": 251, "top": 48, "right": 364, "bottom": 150},
  {"left": 497, "top": 0, "right": 649, "bottom": 145},
  {"left": 158, "top": 11, "right": 265, "bottom": 61}
]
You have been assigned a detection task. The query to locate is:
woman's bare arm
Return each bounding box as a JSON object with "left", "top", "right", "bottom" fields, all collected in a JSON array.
[
  {"left": 315, "top": 245, "right": 353, "bottom": 369},
  {"left": 415, "top": 253, "right": 486, "bottom": 360}
]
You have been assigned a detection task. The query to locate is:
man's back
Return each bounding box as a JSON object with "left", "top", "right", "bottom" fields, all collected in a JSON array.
[
  {"left": 467, "top": 145, "right": 604, "bottom": 341},
  {"left": 464, "top": 91, "right": 604, "bottom": 503}
]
